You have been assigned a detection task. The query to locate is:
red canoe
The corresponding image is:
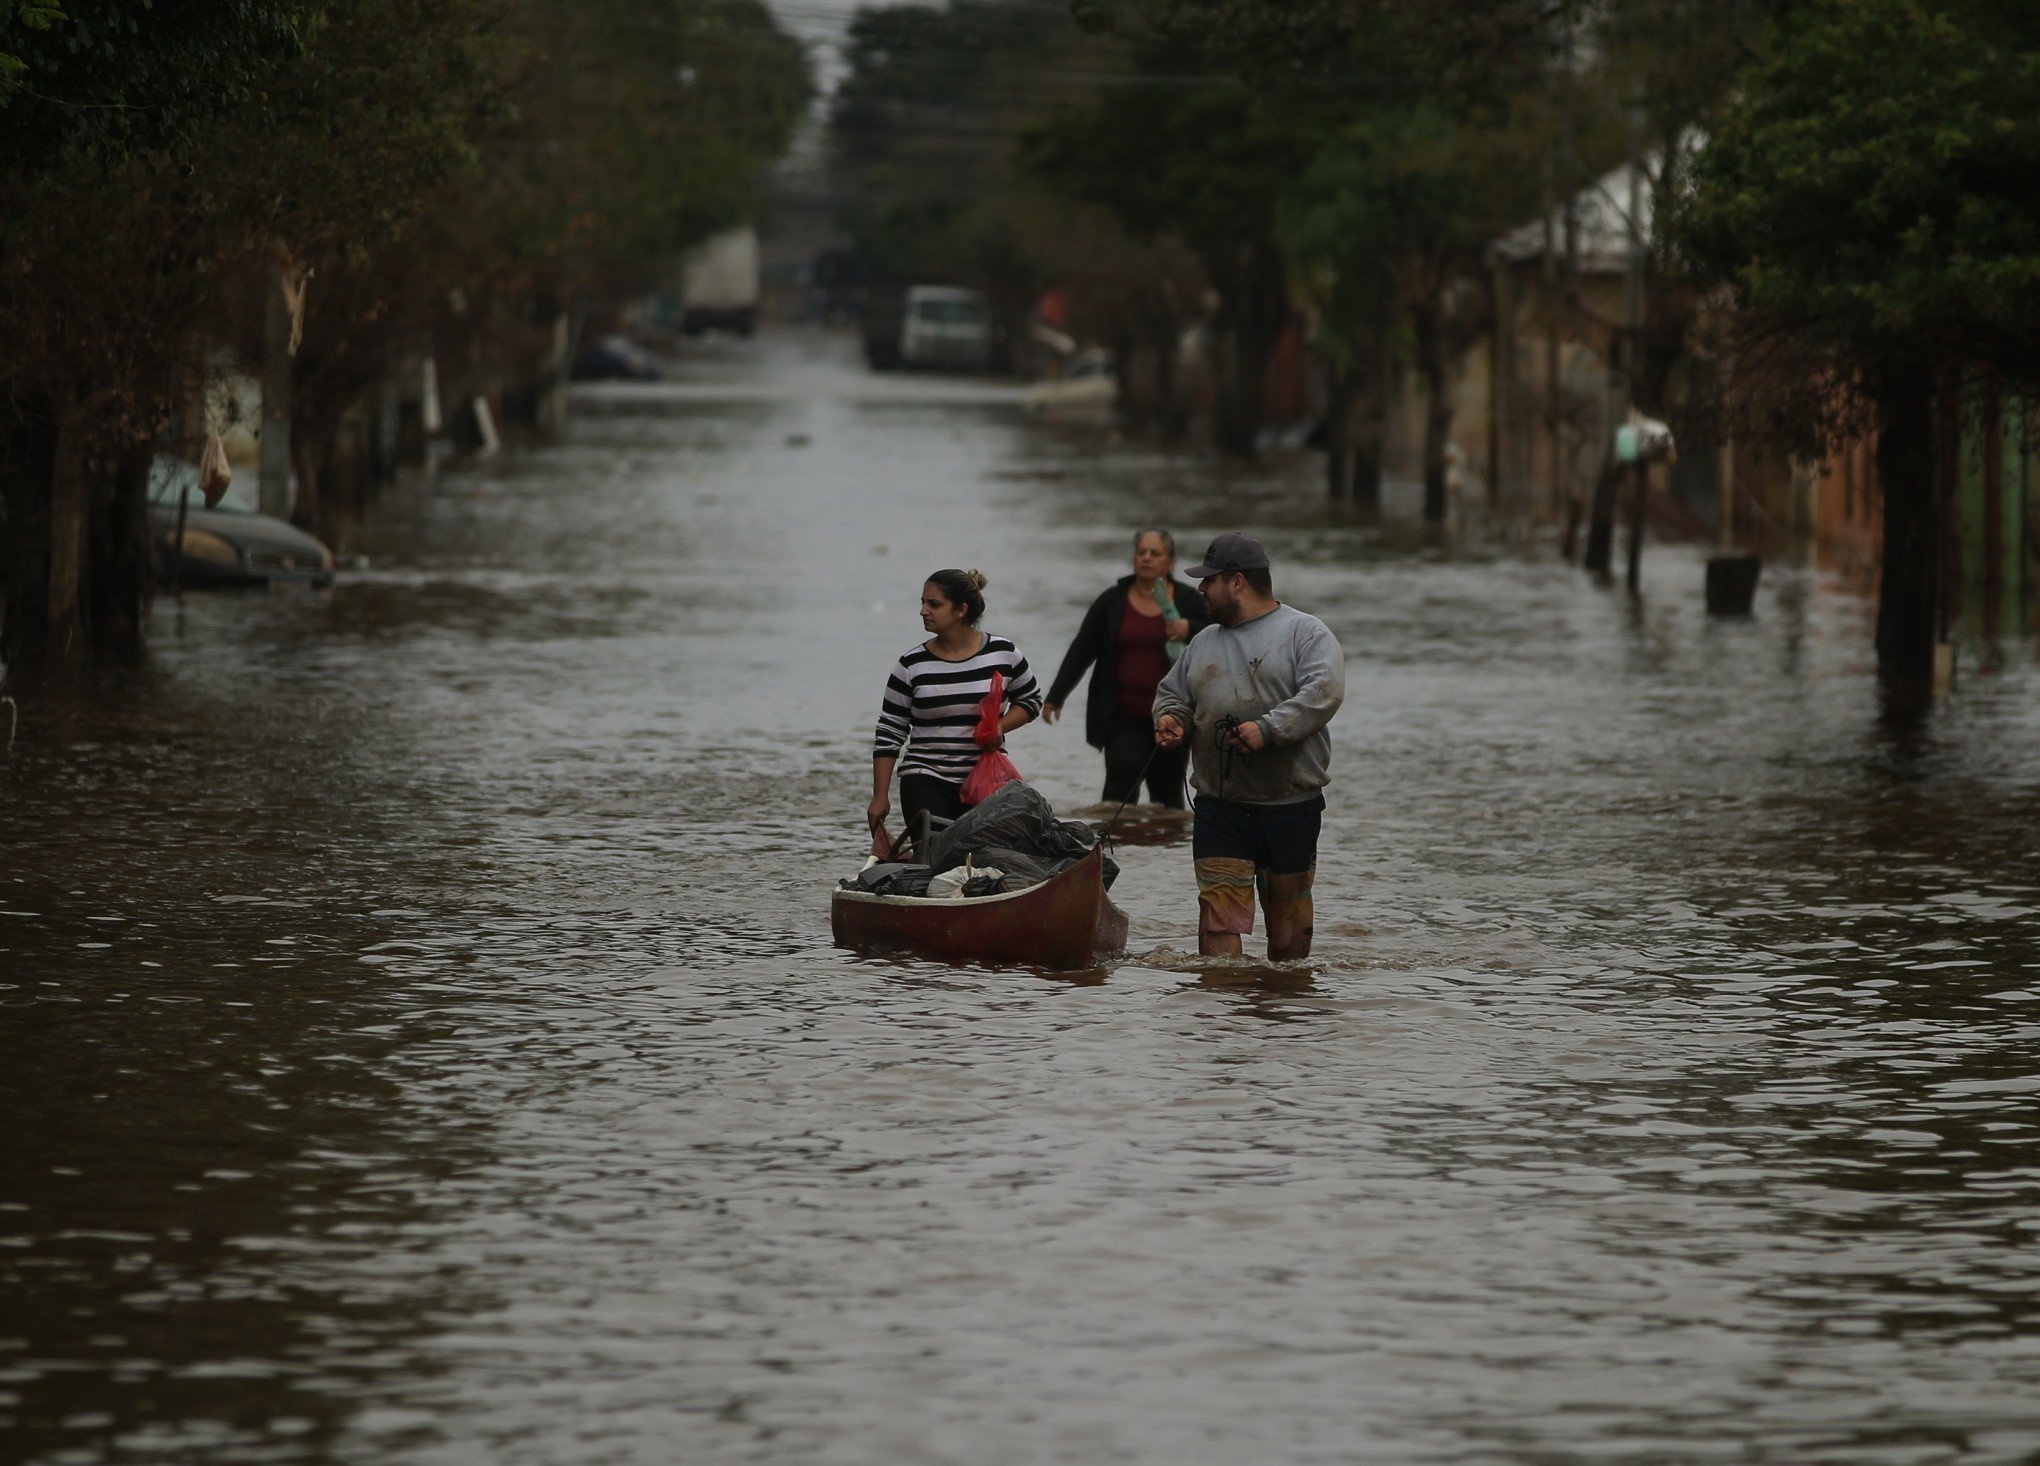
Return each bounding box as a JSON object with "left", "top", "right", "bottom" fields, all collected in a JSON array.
[{"left": 831, "top": 847, "right": 1129, "bottom": 972}]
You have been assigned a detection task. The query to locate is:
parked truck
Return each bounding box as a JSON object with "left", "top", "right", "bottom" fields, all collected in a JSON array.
[{"left": 680, "top": 226, "right": 760, "bottom": 337}]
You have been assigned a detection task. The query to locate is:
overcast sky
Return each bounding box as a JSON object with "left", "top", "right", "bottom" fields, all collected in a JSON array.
[{"left": 768, "top": 0, "right": 918, "bottom": 93}]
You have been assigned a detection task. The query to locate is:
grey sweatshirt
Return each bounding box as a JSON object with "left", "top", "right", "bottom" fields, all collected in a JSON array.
[{"left": 1151, "top": 603, "right": 1346, "bottom": 805}]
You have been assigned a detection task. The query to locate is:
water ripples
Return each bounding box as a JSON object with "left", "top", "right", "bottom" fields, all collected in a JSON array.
[{"left": 4, "top": 334, "right": 2040, "bottom": 1463}]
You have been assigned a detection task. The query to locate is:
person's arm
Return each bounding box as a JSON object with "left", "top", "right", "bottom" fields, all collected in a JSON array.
[
  {"left": 1174, "top": 580, "right": 1211, "bottom": 641},
  {"left": 1042, "top": 591, "right": 1109, "bottom": 723},
  {"left": 1250, "top": 621, "right": 1345, "bottom": 749},
  {"left": 869, "top": 755, "right": 896, "bottom": 834},
  {"left": 1151, "top": 646, "right": 1194, "bottom": 748},
  {"left": 870, "top": 661, "right": 913, "bottom": 830},
  {"left": 999, "top": 645, "right": 1045, "bottom": 739}
]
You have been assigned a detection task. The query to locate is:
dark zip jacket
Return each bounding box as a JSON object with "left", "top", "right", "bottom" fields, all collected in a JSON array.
[{"left": 1044, "top": 575, "right": 1210, "bottom": 749}]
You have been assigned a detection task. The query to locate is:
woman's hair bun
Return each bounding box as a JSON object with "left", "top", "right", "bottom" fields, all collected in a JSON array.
[{"left": 926, "top": 567, "right": 988, "bottom": 625}]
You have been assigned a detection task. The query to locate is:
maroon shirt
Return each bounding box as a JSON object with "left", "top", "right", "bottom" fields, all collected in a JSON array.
[{"left": 1115, "top": 602, "right": 1170, "bottom": 716}]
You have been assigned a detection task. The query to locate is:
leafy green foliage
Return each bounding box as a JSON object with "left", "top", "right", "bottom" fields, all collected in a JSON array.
[
  {"left": 1, "top": 0, "right": 814, "bottom": 665},
  {"left": 1288, "top": 103, "right": 1531, "bottom": 308},
  {"left": 1677, "top": 0, "right": 2040, "bottom": 397},
  {"left": 1022, "top": 68, "right": 1320, "bottom": 453},
  {"left": 1591, "top": 0, "right": 1775, "bottom": 156},
  {"left": 1072, "top": 0, "right": 1554, "bottom": 106},
  {"left": 508, "top": 0, "right": 812, "bottom": 267},
  {"left": 0, "top": 0, "right": 66, "bottom": 90},
  {"left": 0, "top": 0, "right": 307, "bottom": 163},
  {"left": 1022, "top": 78, "right": 1315, "bottom": 262},
  {"left": 830, "top": 0, "right": 1101, "bottom": 286},
  {"left": 1028, "top": 3, "right": 1559, "bottom": 467}
]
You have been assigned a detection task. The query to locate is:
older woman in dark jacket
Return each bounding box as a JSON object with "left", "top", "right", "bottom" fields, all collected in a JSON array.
[{"left": 1042, "top": 530, "right": 1209, "bottom": 807}]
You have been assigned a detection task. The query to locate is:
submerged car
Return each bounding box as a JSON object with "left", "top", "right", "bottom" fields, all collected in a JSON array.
[
  {"left": 1024, "top": 348, "right": 1117, "bottom": 421},
  {"left": 148, "top": 456, "right": 335, "bottom": 589},
  {"left": 572, "top": 333, "right": 665, "bottom": 382}
]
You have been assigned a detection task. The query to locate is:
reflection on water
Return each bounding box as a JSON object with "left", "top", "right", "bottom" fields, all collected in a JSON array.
[{"left": 4, "top": 331, "right": 2040, "bottom": 1463}]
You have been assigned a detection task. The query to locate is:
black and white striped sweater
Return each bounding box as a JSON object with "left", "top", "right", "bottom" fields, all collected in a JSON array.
[{"left": 872, "top": 633, "right": 1044, "bottom": 785}]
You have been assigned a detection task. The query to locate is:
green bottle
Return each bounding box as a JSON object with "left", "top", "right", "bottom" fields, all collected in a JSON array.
[{"left": 1153, "top": 580, "right": 1186, "bottom": 663}]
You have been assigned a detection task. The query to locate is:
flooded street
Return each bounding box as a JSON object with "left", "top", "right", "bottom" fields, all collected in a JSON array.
[{"left": 6, "top": 331, "right": 2040, "bottom": 1464}]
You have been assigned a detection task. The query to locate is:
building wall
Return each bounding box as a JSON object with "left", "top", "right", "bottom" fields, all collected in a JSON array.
[
  {"left": 1954, "top": 390, "right": 2038, "bottom": 631},
  {"left": 1299, "top": 262, "right": 2038, "bottom": 623},
  {"left": 1476, "top": 263, "right": 1893, "bottom": 569},
  {"left": 1812, "top": 432, "right": 1881, "bottom": 567},
  {"left": 1454, "top": 268, "right": 1636, "bottom": 515}
]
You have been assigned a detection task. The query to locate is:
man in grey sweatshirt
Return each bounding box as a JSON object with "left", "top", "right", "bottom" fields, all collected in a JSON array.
[{"left": 1153, "top": 532, "right": 1346, "bottom": 960}]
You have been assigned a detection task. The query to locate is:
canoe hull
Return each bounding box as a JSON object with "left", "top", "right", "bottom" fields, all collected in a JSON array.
[{"left": 832, "top": 847, "right": 1128, "bottom": 972}]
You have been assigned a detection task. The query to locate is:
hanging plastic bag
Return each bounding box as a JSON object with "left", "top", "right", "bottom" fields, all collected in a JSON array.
[
  {"left": 198, "top": 433, "right": 235, "bottom": 509},
  {"left": 961, "top": 748, "right": 1021, "bottom": 806},
  {"left": 960, "top": 670, "right": 1021, "bottom": 806}
]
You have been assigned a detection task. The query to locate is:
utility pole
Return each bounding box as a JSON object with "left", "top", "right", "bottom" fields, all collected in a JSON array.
[
  {"left": 1623, "top": 134, "right": 1649, "bottom": 595},
  {"left": 1718, "top": 392, "right": 1736, "bottom": 551},
  {"left": 1490, "top": 256, "right": 1510, "bottom": 510},
  {"left": 1585, "top": 114, "right": 1649, "bottom": 582},
  {"left": 259, "top": 271, "right": 293, "bottom": 519},
  {"left": 1545, "top": 4, "right": 1571, "bottom": 539},
  {"left": 259, "top": 257, "right": 308, "bottom": 520}
]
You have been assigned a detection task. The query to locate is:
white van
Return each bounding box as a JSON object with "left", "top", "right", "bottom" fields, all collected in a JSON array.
[{"left": 899, "top": 286, "right": 992, "bottom": 370}]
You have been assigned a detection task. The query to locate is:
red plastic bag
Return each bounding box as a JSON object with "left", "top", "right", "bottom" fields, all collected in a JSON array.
[
  {"left": 972, "top": 671, "right": 1006, "bottom": 747},
  {"left": 961, "top": 749, "right": 1020, "bottom": 806},
  {"left": 960, "top": 671, "right": 1020, "bottom": 806}
]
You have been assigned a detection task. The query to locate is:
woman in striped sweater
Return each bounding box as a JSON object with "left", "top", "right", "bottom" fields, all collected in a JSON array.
[{"left": 869, "top": 568, "right": 1044, "bottom": 843}]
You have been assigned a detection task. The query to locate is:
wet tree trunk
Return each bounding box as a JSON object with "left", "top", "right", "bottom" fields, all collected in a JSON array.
[
  {"left": 1422, "top": 385, "right": 1454, "bottom": 525},
  {"left": 1874, "top": 366, "right": 1940, "bottom": 686},
  {"left": 1135, "top": 294, "right": 1188, "bottom": 442},
  {"left": 1210, "top": 247, "right": 1290, "bottom": 462},
  {"left": 1352, "top": 332, "right": 1391, "bottom": 511},
  {"left": 1212, "top": 326, "right": 1275, "bottom": 460},
  {"left": 291, "top": 430, "right": 323, "bottom": 531},
  {"left": 1106, "top": 332, "right": 1135, "bottom": 430},
  {"left": 45, "top": 395, "right": 94, "bottom": 668},
  {"left": 1936, "top": 370, "right": 1963, "bottom": 648},
  {"left": 1582, "top": 459, "right": 1619, "bottom": 575},
  {"left": 1351, "top": 424, "right": 1384, "bottom": 508},
  {"left": 1981, "top": 378, "right": 2003, "bottom": 642},
  {"left": 0, "top": 403, "right": 58, "bottom": 669},
  {"left": 38, "top": 395, "right": 153, "bottom": 669},
  {"left": 293, "top": 387, "right": 349, "bottom": 529},
  {"left": 1325, "top": 444, "right": 1349, "bottom": 500},
  {"left": 1151, "top": 330, "right": 1186, "bottom": 441},
  {"left": 1624, "top": 462, "right": 1648, "bottom": 594},
  {"left": 1323, "top": 362, "right": 1355, "bottom": 499},
  {"left": 1412, "top": 301, "right": 1455, "bottom": 525},
  {"left": 1158, "top": 350, "right": 1191, "bottom": 442},
  {"left": 86, "top": 444, "right": 153, "bottom": 661}
]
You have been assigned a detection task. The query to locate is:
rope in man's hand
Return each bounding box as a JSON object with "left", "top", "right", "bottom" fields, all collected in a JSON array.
[{"left": 1216, "top": 714, "right": 1244, "bottom": 801}]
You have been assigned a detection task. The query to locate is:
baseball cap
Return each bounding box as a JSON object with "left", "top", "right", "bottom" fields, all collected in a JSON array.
[{"left": 1184, "top": 531, "right": 1270, "bottom": 579}]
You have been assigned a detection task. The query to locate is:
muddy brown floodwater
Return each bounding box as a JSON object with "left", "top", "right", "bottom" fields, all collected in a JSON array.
[{"left": 4, "top": 331, "right": 2040, "bottom": 1465}]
